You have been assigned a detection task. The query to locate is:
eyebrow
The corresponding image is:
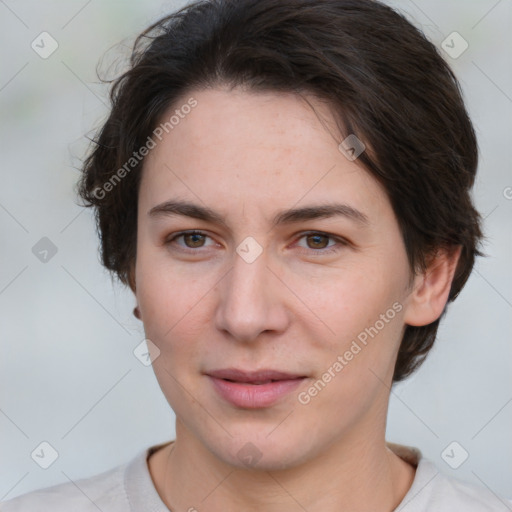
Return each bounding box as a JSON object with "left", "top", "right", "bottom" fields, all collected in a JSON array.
[{"left": 148, "top": 199, "right": 369, "bottom": 227}]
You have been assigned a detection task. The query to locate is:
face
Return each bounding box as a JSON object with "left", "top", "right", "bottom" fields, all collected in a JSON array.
[{"left": 134, "top": 87, "right": 417, "bottom": 470}]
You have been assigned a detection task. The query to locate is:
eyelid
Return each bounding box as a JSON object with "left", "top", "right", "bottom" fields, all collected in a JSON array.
[
  {"left": 165, "top": 229, "right": 349, "bottom": 255},
  {"left": 165, "top": 230, "right": 218, "bottom": 250},
  {"left": 294, "top": 230, "right": 349, "bottom": 255}
]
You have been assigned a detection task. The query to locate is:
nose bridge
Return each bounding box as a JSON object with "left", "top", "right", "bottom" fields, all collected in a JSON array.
[
  {"left": 215, "top": 243, "right": 285, "bottom": 340},
  {"left": 226, "top": 245, "right": 270, "bottom": 313}
]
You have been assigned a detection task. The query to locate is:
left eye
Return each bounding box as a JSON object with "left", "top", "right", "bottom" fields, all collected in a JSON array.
[
  {"left": 166, "top": 230, "right": 346, "bottom": 254},
  {"left": 295, "top": 232, "right": 342, "bottom": 254}
]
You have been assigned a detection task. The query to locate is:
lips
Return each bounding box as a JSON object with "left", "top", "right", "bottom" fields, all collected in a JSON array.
[
  {"left": 206, "top": 368, "right": 306, "bottom": 384},
  {"left": 206, "top": 368, "right": 307, "bottom": 408}
]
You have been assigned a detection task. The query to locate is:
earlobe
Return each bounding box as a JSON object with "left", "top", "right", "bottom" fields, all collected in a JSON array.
[{"left": 403, "top": 246, "right": 462, "bottom": 327}]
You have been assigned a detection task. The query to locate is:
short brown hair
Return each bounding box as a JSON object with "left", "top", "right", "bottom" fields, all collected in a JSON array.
[{"left": 77, "top": 0, "right": 483, "bottom": 382}]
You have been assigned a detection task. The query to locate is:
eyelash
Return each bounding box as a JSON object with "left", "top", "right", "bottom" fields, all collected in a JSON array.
[{"left": 165, "top": 230, "right": 348, "bottom": 256}]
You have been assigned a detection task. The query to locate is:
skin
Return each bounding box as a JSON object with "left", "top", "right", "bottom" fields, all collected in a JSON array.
[{"left": 131, "top": 86, "right": 461, "bottom": 512}]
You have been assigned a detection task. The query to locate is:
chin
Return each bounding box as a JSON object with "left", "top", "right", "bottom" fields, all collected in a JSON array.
[{"left": 206, "top": 429, "right": 313, "bottom": 472}]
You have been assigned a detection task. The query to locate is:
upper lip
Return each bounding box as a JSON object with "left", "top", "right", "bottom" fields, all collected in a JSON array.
[{"left": 206, "top": 368, "right": 306, "bottom": 383}]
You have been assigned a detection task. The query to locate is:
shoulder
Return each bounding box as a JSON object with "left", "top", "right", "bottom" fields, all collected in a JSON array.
[
  {"left": 398, "top": 456, "right": 512, "bottom": 512},
  {"left": 452, "top": 478, "right": 511, "bottom": 509},
  {"left": 431, "top": 471, "right": 512, "bottom": 511},
  {"left": 0, "top": 441, "right": 172, "bottom": 512},
  {"left": 0, "top": 461, "right": 128, "bottom": 512}
]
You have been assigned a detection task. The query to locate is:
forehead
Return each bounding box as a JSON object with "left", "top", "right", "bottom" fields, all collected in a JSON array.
[{"left": 139, "top": 87, "right": 386, "bottom": 218}]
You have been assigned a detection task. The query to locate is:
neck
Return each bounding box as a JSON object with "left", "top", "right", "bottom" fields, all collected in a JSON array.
[{"left": 149, "top": 421, "right": 416, "bottom": 512}]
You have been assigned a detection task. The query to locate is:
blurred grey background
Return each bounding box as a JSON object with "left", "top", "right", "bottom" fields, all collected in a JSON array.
[{"left": 1, "top": 0, "right": 511, "bottom": 502}]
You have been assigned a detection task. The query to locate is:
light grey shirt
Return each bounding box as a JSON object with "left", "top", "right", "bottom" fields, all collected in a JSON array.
[{"left": 1, "top": 441, "right": 511, "bottom": 511}]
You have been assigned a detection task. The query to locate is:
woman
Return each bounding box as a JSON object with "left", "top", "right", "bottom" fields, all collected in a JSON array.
[{"left": 2, "top": 0, "right": 510, "bottom": 510}]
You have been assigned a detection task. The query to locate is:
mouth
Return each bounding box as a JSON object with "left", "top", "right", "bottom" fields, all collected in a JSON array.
[
  {"left": 206, "top": 368, "right": 307, "bottom": 383},
  {"left": 223, "top": 379, "right": 287, "bottom": 385},
  {"left": 206, "top": 368, "right": 308, "bottom": 408}
]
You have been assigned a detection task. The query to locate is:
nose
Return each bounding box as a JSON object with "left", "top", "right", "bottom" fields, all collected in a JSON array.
[{"left": 214, "top": 246, "right": 290, "bottom": 343}]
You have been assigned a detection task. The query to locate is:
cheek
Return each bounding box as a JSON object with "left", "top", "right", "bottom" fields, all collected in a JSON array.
[
  {"left": 135, "top": 251, "right": 223, "bottom": 373},
  {"left": 135, "top": 251, "right": 191, "bottom": 340},
  {"left": 304, "top": 302, "right": 406, "bottom": 421},
  {"left": 291, "top": 256, "right": 406, "bottom": 332},
  {"left": 135, "top": 269, "right": 209, "bottom": 405},
  {"left": 289, "top": 257, "right": 408, "bottom": 387}
]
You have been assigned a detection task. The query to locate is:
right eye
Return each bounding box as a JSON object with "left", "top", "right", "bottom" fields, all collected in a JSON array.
[{"left": 165, "top": 230, "right": 217, "bottom": 252}]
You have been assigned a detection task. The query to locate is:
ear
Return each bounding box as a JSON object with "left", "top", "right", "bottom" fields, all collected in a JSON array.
[
  {"left": 127, "top": 262, "right": 142, "bottom": 320},
  {"left": 403, "top": 245, "right": 462, "bottom": 327},
  {"left": 128, "top": 264, "right": 142, "bottom": 320}
]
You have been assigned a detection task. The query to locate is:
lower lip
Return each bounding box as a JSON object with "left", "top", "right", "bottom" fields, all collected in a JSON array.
[{"left": 208, "top": 376, "right": 305, "bottom": 408}]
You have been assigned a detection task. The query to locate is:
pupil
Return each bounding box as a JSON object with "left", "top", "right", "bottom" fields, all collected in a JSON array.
[
  {"left": 187, "top": 233, "right": 204, "bottom": 247},
  {"left": 309, "top": 234, "right": 326, "bottom": 249}
]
